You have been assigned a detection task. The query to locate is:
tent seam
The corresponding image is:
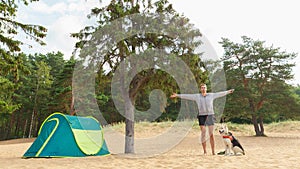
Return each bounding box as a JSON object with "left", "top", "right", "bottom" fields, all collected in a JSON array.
[{"left": 35, "top": 118, "right": 59, "bottom": 157}]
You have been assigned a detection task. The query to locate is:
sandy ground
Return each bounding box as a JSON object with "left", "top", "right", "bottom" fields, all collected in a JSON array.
[{"left": 1, "top": 127, "right": 300, "bottom": 169}]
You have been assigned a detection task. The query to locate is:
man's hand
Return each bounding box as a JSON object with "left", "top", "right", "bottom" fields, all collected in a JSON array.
[{"left": 170, "top": 93, "right": 177, "bottom": 98}]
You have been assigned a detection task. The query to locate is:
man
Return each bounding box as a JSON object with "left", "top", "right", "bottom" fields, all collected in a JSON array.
[{"left": 170, "top": 83, "right": 234, "bottom": 155}]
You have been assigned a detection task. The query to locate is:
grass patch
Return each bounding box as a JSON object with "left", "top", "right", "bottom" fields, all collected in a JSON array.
[
  {"left": 104, "top": 120, "right": 300, "bottom": 137},
  {"left": 220, "top": 122, "right": 255, "bottom": 136},
  {"left": 265, "top": 120, "right": 300, "bottom": 133}
]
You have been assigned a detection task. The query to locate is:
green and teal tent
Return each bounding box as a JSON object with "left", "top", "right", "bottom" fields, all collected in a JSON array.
[{"left": 23, "top": 112, "right": 110, "bottom": 158}]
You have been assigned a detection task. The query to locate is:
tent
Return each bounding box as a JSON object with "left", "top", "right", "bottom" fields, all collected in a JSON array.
[{"left": 23, "top": 112, "right": 110, "bottom": 158}]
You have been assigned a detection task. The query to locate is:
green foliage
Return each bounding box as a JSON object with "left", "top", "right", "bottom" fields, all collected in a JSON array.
[
  {"left": 49, "top": 54, "right": 74, "bottom": 114},
  {"left": 220, "top": 36, "right": 299, "bottom": 135},
  {"left": 72, "top": 0, "right": 208, "bottom": 124},
  {"left": 72, "top": 0, "right": 210, "bottom": 153},
  {"left": 1, "top": 0, "right": 299, "bottom": 141},
  {"left": 0, "top": 0, "right": 47, "bottom": 52},
  {"left": 0, "top": 51, "right": 75, "bottom": 140},
  {"left": 0, "top": 0, "right": 47, "bottom": 117},
  {"left": 0, "top": 76, "right": 20, "bottom": 113}
]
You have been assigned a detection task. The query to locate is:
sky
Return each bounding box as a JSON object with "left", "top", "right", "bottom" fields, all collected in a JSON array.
[{"left": 17, "top": 0, "right": 300, "bottom": 85}]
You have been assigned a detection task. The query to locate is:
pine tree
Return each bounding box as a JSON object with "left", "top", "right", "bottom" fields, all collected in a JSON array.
[
  {"left": 220, "top": 36, "right": 297, "bottom": 136},
  {"left": 72, "top": 0, "right": 207, "bottom": 153}
]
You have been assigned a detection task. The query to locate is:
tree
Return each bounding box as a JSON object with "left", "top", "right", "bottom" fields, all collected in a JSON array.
[
  {"left": 0, "top": 0, "right": 47, "bottom": 139},
  {"left": 72, "top": 0, "right": 207, "bottom": 153},
  {"left": 0, "top": 0, "right": 47, "bottom": 53},
  {"left": 220, "top": 36, "right": 297, "bottom": 136},
  {"left": 1, "top": 0, "right": 47, "bottom": 111},
  {"left": 0, "top": 77, "right": 18, "bottom": 113},
  {"left": 293, "top": 85, "right": 300, "bottom": 98},
  {"left": 52, "top": 56, "right": 76, "bottom": 115},
  {"left": 5, "top": 52, "right": 73, "bottom": 140},
  {"left": 28, "top": 60, "right": 52, "bottom": 137}
]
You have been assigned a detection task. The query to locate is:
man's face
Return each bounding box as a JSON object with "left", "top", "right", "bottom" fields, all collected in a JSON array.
[{"left": 200, "top": 85, "right": 207, "bottom": 93}]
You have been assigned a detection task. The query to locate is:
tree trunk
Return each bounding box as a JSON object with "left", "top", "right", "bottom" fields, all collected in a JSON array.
[
  {"left": 118, "top": 56, "right": 135, "bottom": 154},
  {"left": 252, "top": 114, "right": 265, "bottom": 136},
  {"left": 14, "top": 114, "right": 20, "bottom": 137},
  {"left": 6, "top": 113, "right": 15, "bottom": 139},
  {"left": 70, "top": 93, "right": 76, "bottom": 116},
  {"left": 34, "top": 113, "right": 41, "bottom": 136},
  {"left": 30, "top": 79, "right": 39, "bottom": 138},
  {"left": 28, "top": 110, "right": 35, "bottom": 138},
  {"left": 259, "top": 116, "right": 265, "bottom": 136},
  {"left": 251, "top": 114, "right": 260, "bottom": 136},
  {"left": 23, "top": 119, "right": 28, "bottom": 138},
  {"left": 125, "top": 98, "right": 135, "bottom": 154}
]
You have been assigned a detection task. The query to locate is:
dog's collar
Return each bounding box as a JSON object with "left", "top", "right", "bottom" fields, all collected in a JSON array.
[{"left": 223, "top": 135, "right": 233, "bottom": 141}]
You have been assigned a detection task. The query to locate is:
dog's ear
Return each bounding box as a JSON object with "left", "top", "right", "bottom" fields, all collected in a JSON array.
[
  {"left": 216, "top": 123, "right": 222, "bottom": 129},
  {"left": 224, "top": 125, "right": 228, "bottom": 133}
]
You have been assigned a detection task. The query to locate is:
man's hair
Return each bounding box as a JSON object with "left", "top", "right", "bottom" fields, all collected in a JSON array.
[{"left": 200, "top": 83, "right": 207, "bottom": 87}]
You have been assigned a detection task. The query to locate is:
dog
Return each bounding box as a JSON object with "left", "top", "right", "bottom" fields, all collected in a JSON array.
[{"left": 218, "top": 125, "right": 245, "bottom": 156}]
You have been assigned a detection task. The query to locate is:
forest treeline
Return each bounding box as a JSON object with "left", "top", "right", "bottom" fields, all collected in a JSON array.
[
  {"left": 1, "top": 0, "right": 300, "bottom": 141},
  {"left": 1, "top": 44, "right": 300, "bottom": 140}
]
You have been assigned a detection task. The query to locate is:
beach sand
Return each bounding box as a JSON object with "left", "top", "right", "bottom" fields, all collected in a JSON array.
[{"left": 1, "top": 125, "right": 300, "bottom": 169}]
